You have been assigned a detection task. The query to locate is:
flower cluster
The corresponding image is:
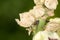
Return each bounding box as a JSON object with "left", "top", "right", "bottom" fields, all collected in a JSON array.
[
  {"left": 15, "top": 0, "right": 58, "bottom": 27},
  {"left": 33, "top": 18, "right": 60, "bottom": 40},
  {"left": 15, "top": 0, "right": 60, "bottom": 40}
]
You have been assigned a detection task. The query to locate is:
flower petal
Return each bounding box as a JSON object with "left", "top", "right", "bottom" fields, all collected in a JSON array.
[
  {"left": 44, "top": 0, "right": 58, "bottom": 9},
  {"left": 17, "top": 12, "right": 35, "bottom": 27},
  {"left": 31, "top": 6, "right": 45, "bottom": 19}
]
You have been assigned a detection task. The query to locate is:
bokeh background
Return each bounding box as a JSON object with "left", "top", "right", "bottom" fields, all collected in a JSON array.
[{"left": 0, "top": 0, "right": 60, "bottom": 40}]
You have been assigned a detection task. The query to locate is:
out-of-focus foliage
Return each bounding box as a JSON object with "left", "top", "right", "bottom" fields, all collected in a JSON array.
[{"left": 0, "top": 0, "right": 60, "bottom": 40}]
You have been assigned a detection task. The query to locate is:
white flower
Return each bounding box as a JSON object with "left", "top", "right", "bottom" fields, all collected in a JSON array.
[
  {"left": 15, "top": 12, "right": 35, "bottom": 27},
  {"left": 33, "top": 31, "right": 48, "bottom": 40},
  {"left": 45, "top": 18, "right": 60, "bottom": 32},
  {"left": 31, "top": 6, "right": 45, "bottom": 19},
  {"left": 15, "top": 6, "right": 46, "bottom": 27},
  {"left": 33, "top": 31, "right": 60, "bottom": 40},
  {"left": 44, "top": 0, "right": 58, "bottom": 10}
]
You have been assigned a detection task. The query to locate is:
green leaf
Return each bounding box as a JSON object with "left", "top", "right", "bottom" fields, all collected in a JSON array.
[{"left": 32, "top": 19, "right": 46, "bottom": 35}]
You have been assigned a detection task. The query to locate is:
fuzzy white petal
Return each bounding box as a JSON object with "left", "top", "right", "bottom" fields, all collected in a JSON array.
[
  {"left": 44, "top": 0, "right": 58, "bottom": 9},
  {"left": 33, "top": 31, "right": 60, "bottom": 40},
  {"left": 16, "top": 12, "right": 35, "bottom": 27},
  {"left": 33, "top": 31, "right": 48, "bottom": 40},
  {"left": 31, "top": 6, "right": 45, "bottom": 19}
]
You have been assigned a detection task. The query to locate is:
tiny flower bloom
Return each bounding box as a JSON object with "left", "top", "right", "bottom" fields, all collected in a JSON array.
[
  {"left": 44, "top": 0, "right": 58, "bottom": 10},
  {"left": 31, "top": 6, "right": 45, "bottom": 19},
  {"left": 45, "top": 18, "right": 60, "bottom": 32},
  {"left": 33, "top": 31, "right": 48, "bottom": 40},
  {"left": 33, "top": 31, "right": 60, "bottom": 40},
  {"left": 15, "top": 12, "right": 35, "bottom": 27}
]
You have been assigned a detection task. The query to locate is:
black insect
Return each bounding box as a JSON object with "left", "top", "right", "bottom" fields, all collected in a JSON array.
[{"left": 33, "top": 20, "right": 39, "bottom": 25}]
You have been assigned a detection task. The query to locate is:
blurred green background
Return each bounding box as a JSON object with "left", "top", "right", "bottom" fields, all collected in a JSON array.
[{"left": 0, "top": 0, "right": 60, "bottom": 40}]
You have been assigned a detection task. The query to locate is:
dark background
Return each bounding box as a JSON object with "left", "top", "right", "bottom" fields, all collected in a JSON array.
[{"left": 0, "top": 0, "right": 60, "bottom": 40}]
